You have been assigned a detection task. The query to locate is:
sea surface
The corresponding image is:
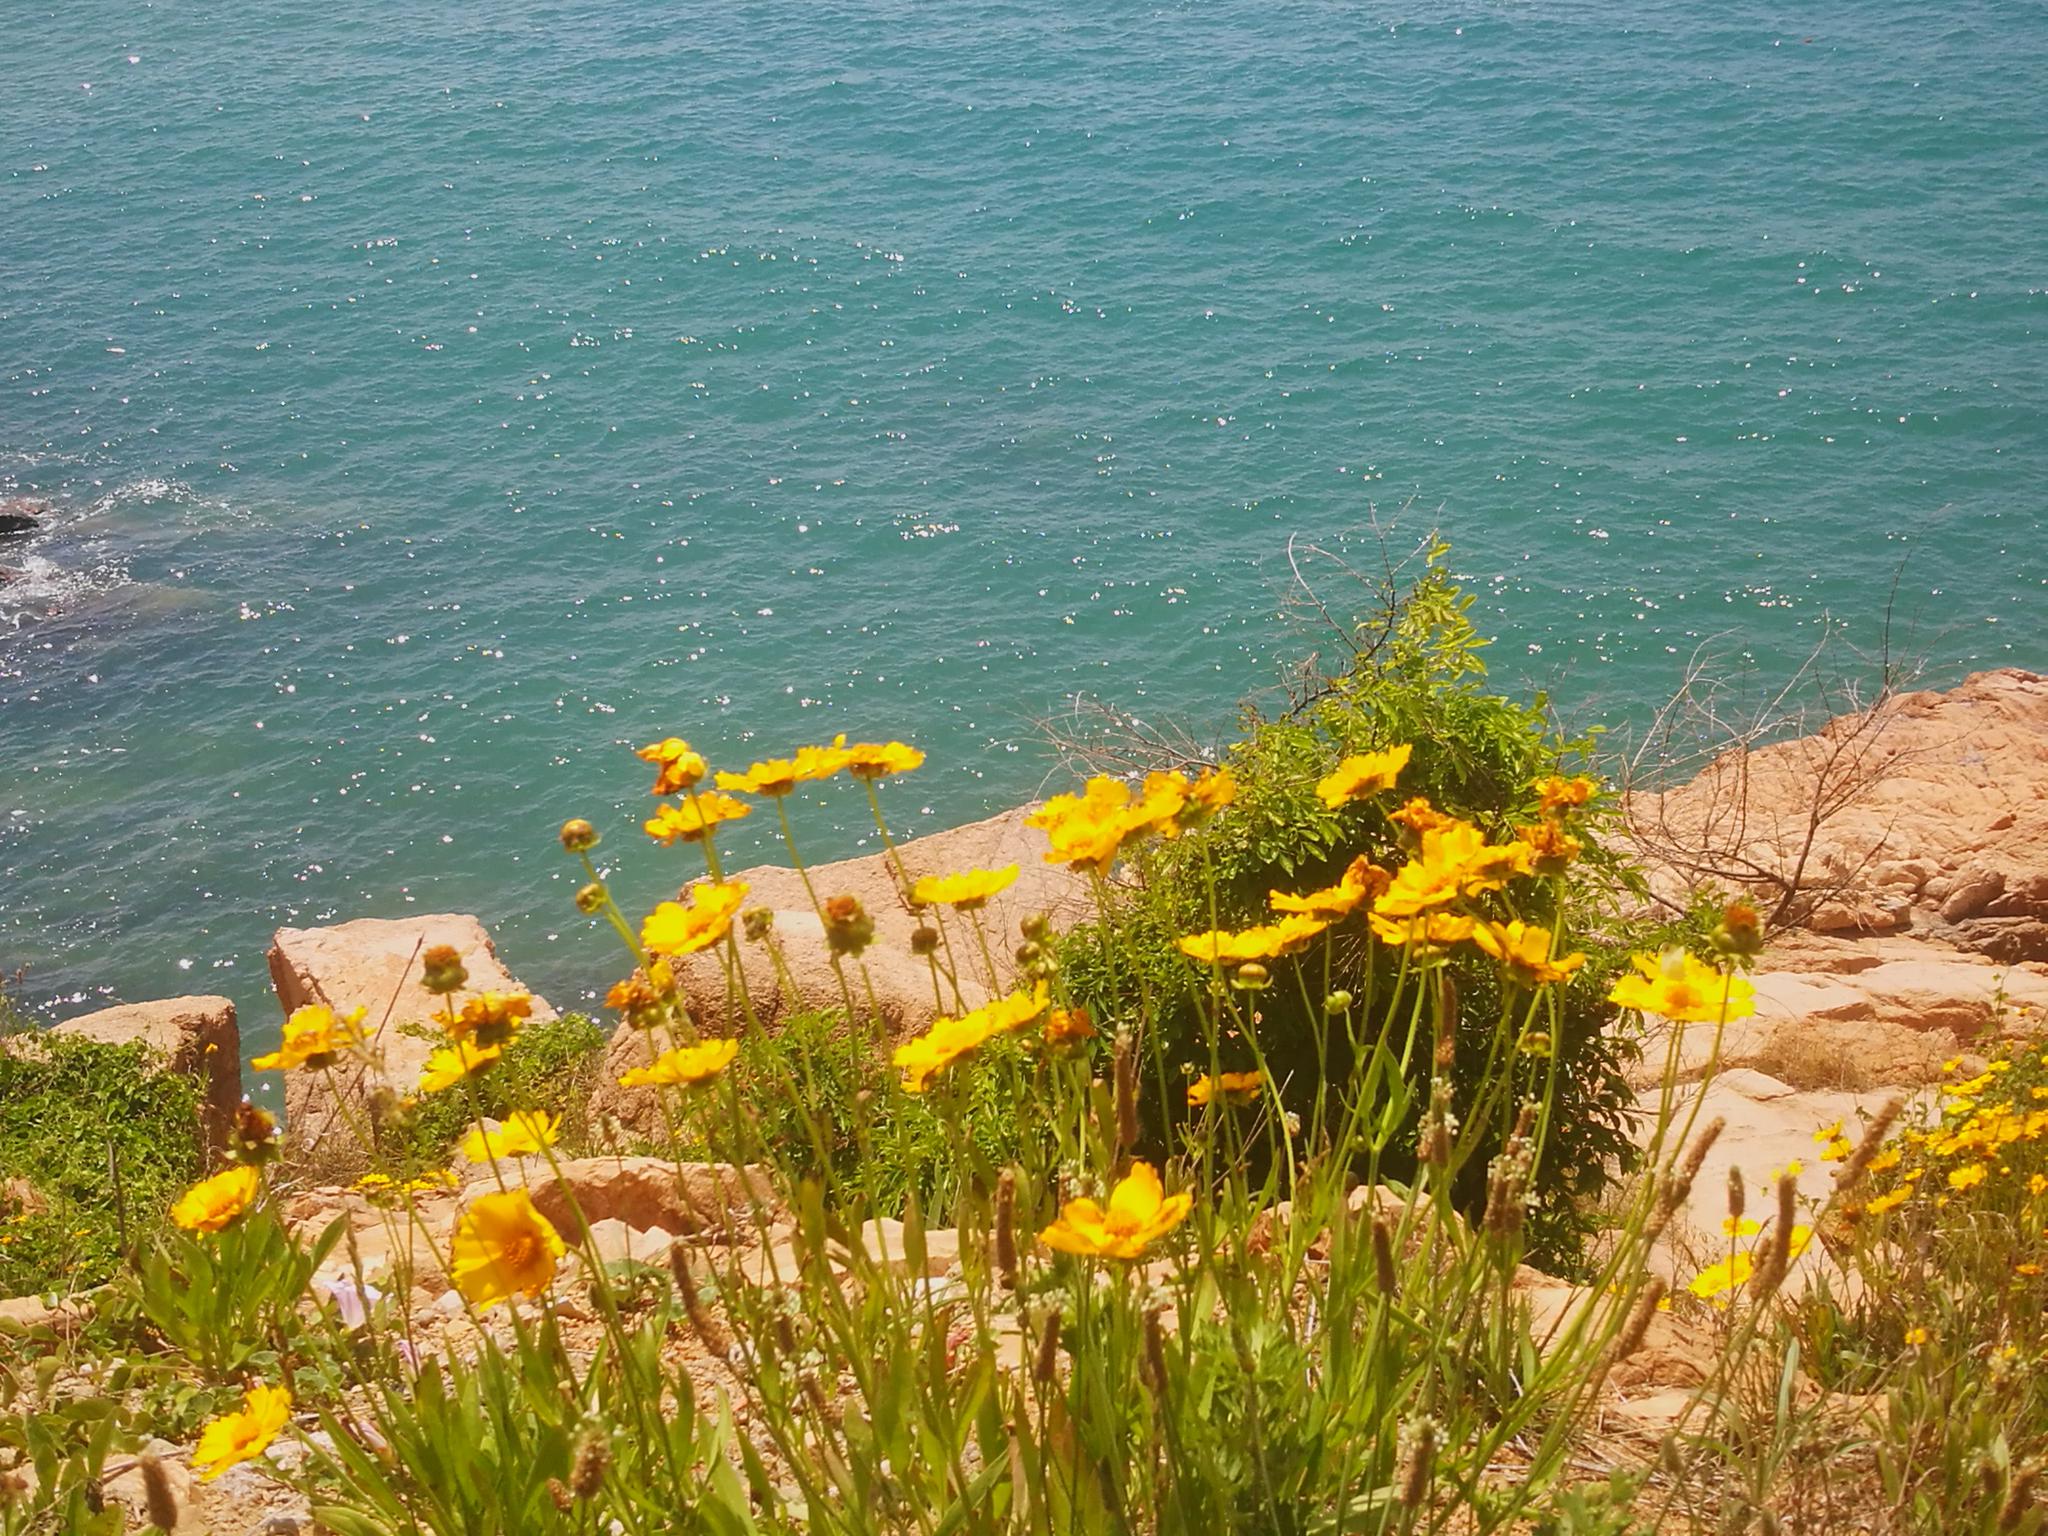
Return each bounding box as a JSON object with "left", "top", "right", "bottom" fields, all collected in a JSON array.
[{"left": 4, "top": 1, "right": 2045, "bottom": 1063}]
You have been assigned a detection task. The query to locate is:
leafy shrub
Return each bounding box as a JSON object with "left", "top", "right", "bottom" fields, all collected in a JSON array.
[
  {"left": 1058, "top": 546, "right": 1656, "bottom": 1265},
  {"left": 0, "top": 1033, "right": 205, "bottom": 1296}
]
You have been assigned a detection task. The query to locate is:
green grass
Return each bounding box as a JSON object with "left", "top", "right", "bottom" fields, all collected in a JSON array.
[{"left": 0, "top": 1032, "right": 206, "bottom": 1296}]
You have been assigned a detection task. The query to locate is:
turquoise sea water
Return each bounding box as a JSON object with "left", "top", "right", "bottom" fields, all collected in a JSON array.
[{"left": 4, "top": 2, "right": 2045, "bottom": 1057}]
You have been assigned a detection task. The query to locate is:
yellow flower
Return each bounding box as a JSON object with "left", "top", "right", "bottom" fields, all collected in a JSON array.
[
  {"left": 1366, "top": 910, "right": 1477, "bottom": 950},
  {"left": 894, "top": 1014, "right": 998, "bottom": 1094},
  {"left": 1861, "top": 1186, "right": 1910, "bottom": 1216},
  {"left": 792, "top": 740, "right": 853, "bottom": 782},
  {"left": 1177, "top": 914, "right": 1330, "bottom": 966},
  {"left": 1903, "top": 1326, "right": 1929, "bottom": 1347},
  {"left": 1373, "top": 856, "right": 1467, "bottom": 919},
  {"left": 616, "top": 1038, "right": 741, "bottom": 1089},
  {"left": 1317, "top": 744, "right": 1413, "bottom": 809},
  {"left": 1721, "top": 1215, "right": 1762, "bottom": 1237},
  {"left": 717, "top": 758, "right": 802, "bottom": 799},
  {"left": 644, "top": 792, "right": 752, "bottom": 845},
  {"left": 1535, "top": 774, "right": 1598, "bottom": 814},
  {"left": 1187, "top": 1071, "right": 1262, "bottom": 1108},
  {"left": 637, "top": 737, "right": 707, "bottom": 795},
  {"left": 1270, "top": 855, "right": 1390, "bottom": 920},
  {"left": 170, "top": 1165, "right": 263, "bottom": 1234},
  {"left": 1471, "top": 920, "right": 1585, "bottom": 986},
  {"left": 1039, "top": 1161, "right": 1193, "bottom": 1260},
  {"left": 191, "top": 1383, "right": 291, "bottom": 1482},
  {"left": 459, "top": 1110, "right": 561, "bottom": 1163},
  {"left": 1424, "top": 821, "right": 1533, "bottom": 896},
  {"left": 449, "top": 1189, "right": 566, "bottom": 1310},
  {"left": 1688, "top": 1251, "right": 1755, "bottom": 1301},
  {"left": 974, "top": 983, "right": 1053, "bottom": 1035},
  {"left": 419, "top": 1037, "right": 505, "bottom": 1094},
  {"left": 1941, "top": 1056, "right": 1962, "bottom": 1073},
  {"left": 1044, "top": 1007, "right": 1097, "bottom": 1049},
  {"left": 844, "top": 740, "right": 925, "bottom": 780},
  {"left": 1514, "top": 818, "right": 1584, "bottom": 876},
  {"left": 2030, "top": 1174, "right": 2047, "bottom": 1196},
  {"left": 890, "top": 984, "right": 1051, "bottom": 1093},
  {"left": 1181, "top": 766, "right": 1238, "bottom": 825},
  {"left": 1608, "top": 949, "right": 1756, "bottom": 1023},
  {"left": 250, "top": 1003, "right": 364, "bottom": 1072},
  {"left": 1948, "top": 1163, "right": 1988, "bottom": 1192},
  {"left": 1388, "top": 796, "right": 1459, "bottom": 838},
  {"left": 1867, "top": 1146, "right": 1902, "bottom": 1174},
  {"left": 642, "top": 880, "right": 750, "bottom": 957},
  {"left": 2016, "top": 1262, "right": 2042, "bottom": 1277},
  {"left": 450, "top": 990, "right": 533, "bottom": 1046},
  {"left": 1026, "top": 777, "right": 1138, "bottom": 875},
  {"left": 913, "top": 864, "right": 1020, "bottom": 910}
]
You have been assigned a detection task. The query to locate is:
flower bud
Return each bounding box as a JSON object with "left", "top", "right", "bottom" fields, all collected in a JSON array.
[
  {"left": 574, "top": 882, "right": 606, "bottom": 915},
  {"left": 822, "top": 895, "right": 874, "bottom": 957},
  {"left": 421, "top": 943, "right": 469, "bottom": 996},
  {"left": 1020, "top": 911, "right": 1051, "bottom": 943},
  {"left": 1231, "top": 962, "right": 1272, "bottom": 991},
  {"left": 559, "top": 817, "right": 599, "bottom": 854},
  {"left": 742, "top": 907, "right": 775, "bottom": 944},
  {"left": 1324, "top": 989, "right": 1354, "bottom": 1015},
  {"left": 1015, "top": 941, "right": 1044, "bottom": 968},
  {"left": 1711, "top": 898, "right": 1765, "bottom": 960},
  {"left": 909, "top": 924, "right": 940, "bottom": 957}
]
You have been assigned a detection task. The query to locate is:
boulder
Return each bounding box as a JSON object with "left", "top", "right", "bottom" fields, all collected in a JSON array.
[
  {"left": 0, "top": 498, "right": 45, "bottom": 537},
  {"left": 1940, "top": 866, "right": 2006, "bottom": 923},
  {"left": 485, "top": 1156, "right": 776, "bottom": 1241},
  {"left": 1848, "top": 955, "right": 2048, "bottom": 1037},
  {"left": 267, "top": 915, "right": 554, "bottom": 1166},
  {"left": 51, "top": 996, "right": 241, "bottom": 1164},
  {"left": 1627, "top": 668, "right": 2048, "bottom": 962},
  {"left": 1947, "top": 916, "right": 2048, "bottom": 965}
]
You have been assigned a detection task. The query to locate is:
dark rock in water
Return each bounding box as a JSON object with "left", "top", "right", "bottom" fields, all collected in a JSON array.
[{"left": 0, "top": 498, "right": 48, "bottom": 537}]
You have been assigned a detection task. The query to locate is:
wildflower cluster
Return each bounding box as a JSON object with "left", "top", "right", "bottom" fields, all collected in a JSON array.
[{"left": 1853, "top": 1046, "right": 2048, "bottom": 1243}]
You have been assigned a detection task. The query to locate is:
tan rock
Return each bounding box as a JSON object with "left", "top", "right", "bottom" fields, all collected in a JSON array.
[
  {"left": 1848, "top": 955, "right": 2048, "bottom": 1037},
  {"left": 1632, "top": 1068, "right": 1903, "bottom": 1288},
  {"left": 490, "top": 1156, "right": 777, "bottom": 1240},
  {"left": 51, "top": 996, "right": 241, "bottom": 1164},
  {"left": 1627, "top": 668, "right": 2048, "bottom": 962},
  {"left": 267, "top": 915, "right": 554, "bottom": 1166},
  {"left": 831, "top": 1218, "right": 963, "bottom": 1277},
  {"left": 1940, "top": 865, "right": 2005, "bottom": 923}
]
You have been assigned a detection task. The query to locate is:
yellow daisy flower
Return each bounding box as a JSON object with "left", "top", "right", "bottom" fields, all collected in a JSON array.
[
  {"left": 191, "top": 1383, "right": 292, "bottom": 1482},
  {"left": 449, "top": 1189, "right": 566, "bottom": 1310},
  {"left": 1039, "top": 1161, "right": 1192, "bottom": 1260}
]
